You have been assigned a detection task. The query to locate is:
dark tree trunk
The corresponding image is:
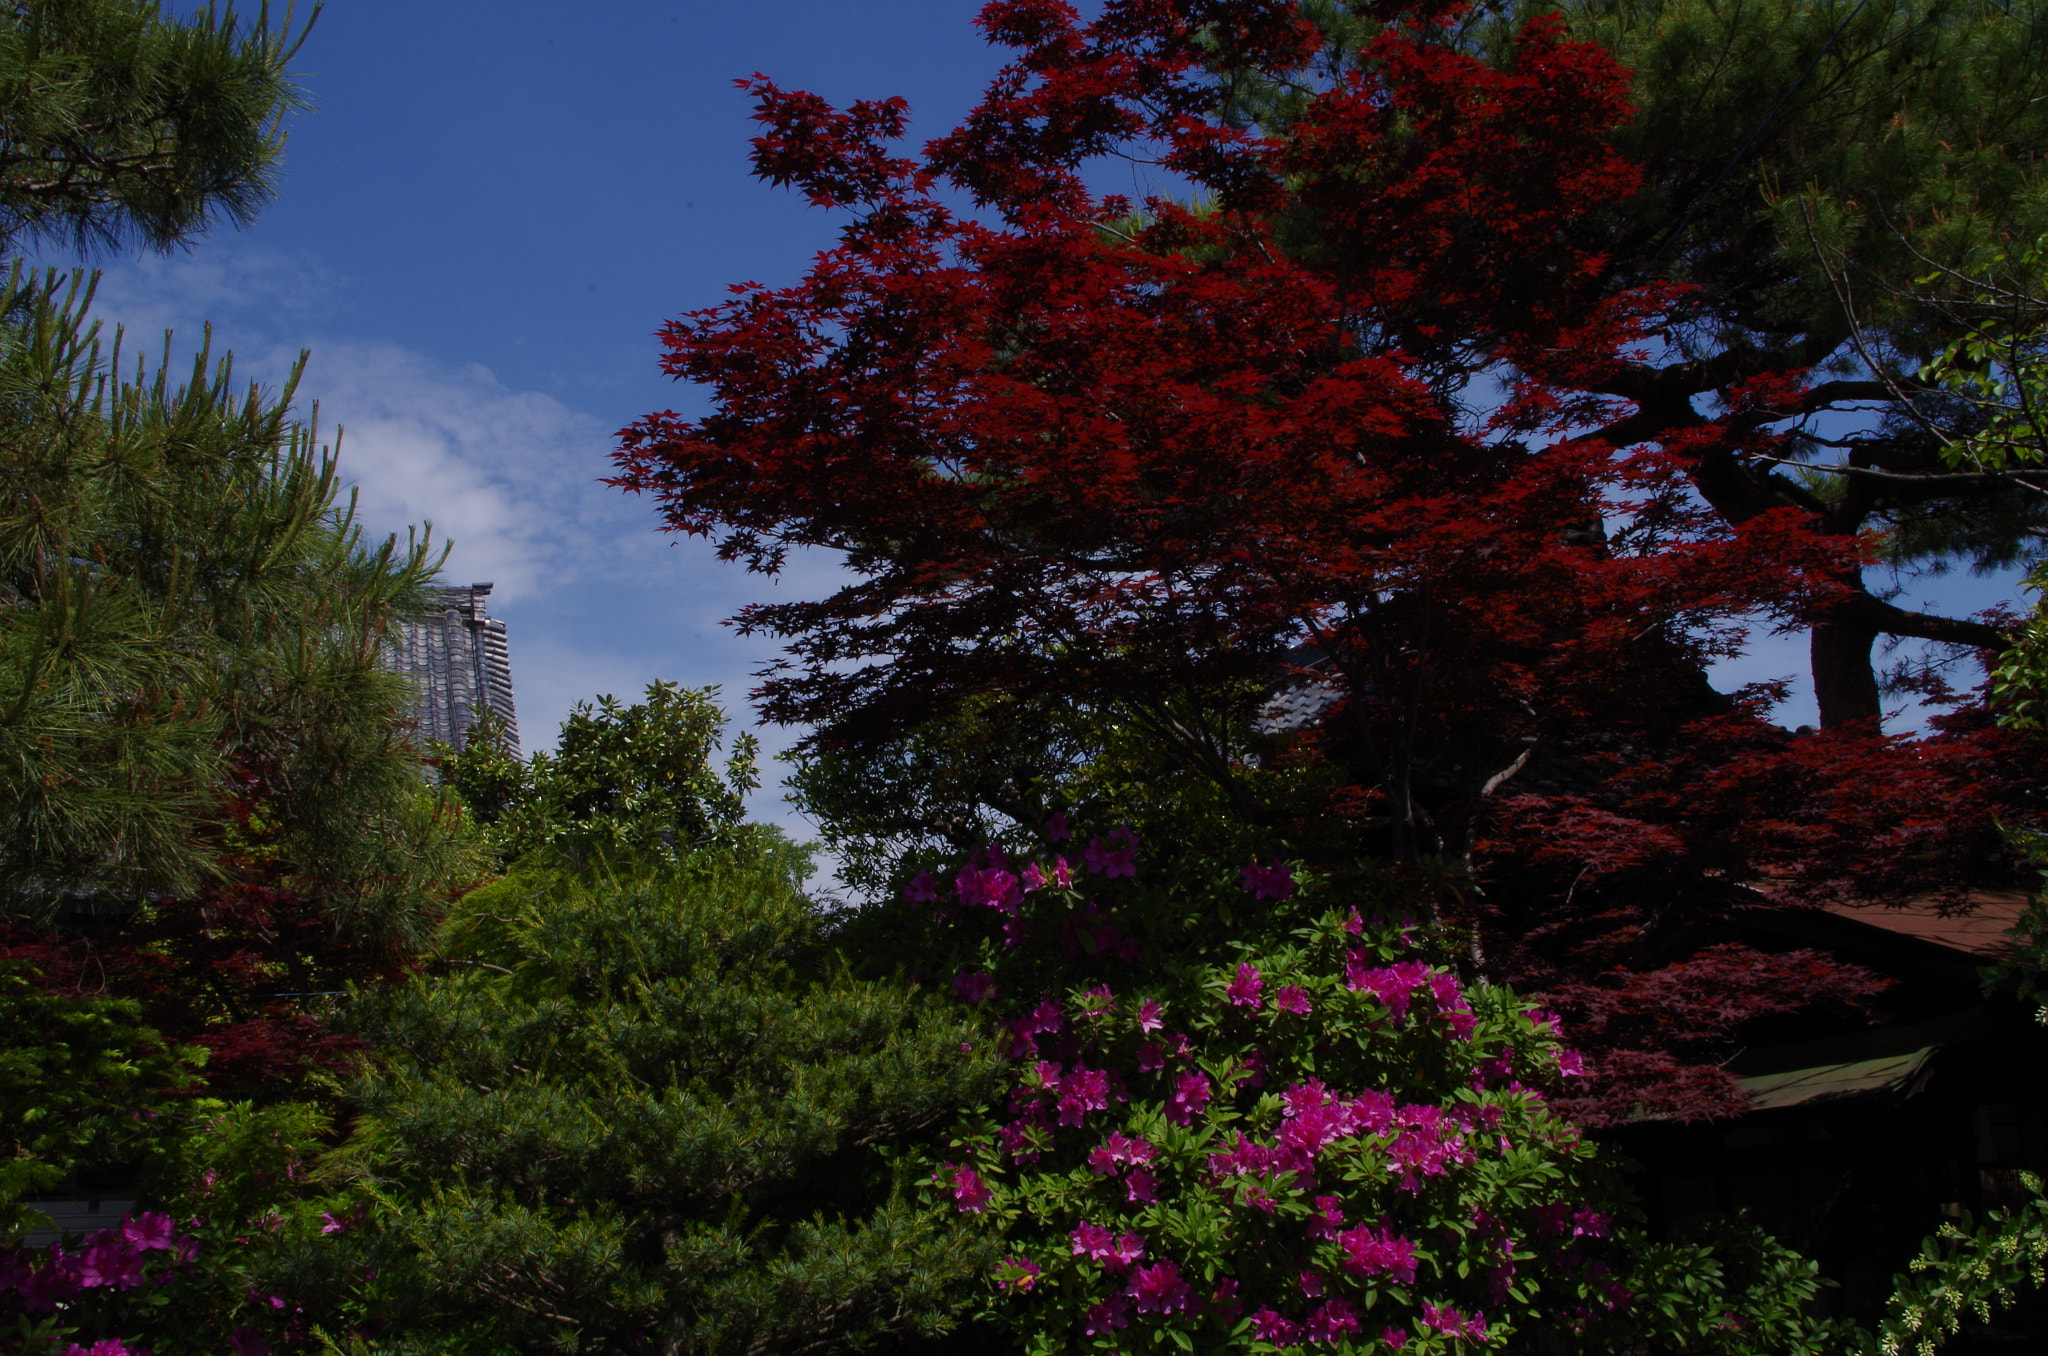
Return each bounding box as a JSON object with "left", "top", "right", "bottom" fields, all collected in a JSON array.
[{"left": 1811, "top": 620, "right": 1882, "bottom": 728}]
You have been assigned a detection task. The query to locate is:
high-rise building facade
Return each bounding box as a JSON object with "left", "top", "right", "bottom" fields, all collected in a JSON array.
[{"left": 389, "top": 582, "right": 520, "bottom": 756}]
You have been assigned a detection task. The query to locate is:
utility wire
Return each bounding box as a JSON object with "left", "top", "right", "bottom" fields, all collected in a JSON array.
[{"left": 1646, "top": 0, "right": 1874, "bottom": 270}]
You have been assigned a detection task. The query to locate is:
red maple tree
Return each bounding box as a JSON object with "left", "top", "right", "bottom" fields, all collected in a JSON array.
[{"left": 614, "top": 0, "right": 2030, "bottom": 1121}]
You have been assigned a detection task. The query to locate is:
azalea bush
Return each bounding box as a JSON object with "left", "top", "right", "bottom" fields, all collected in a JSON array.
[
  {"left": 0, "top": 1102, "right": 339, "bottom": 1356},
  {"left": 898, "top": 819, "right": 1850, "bottom": 1354}
]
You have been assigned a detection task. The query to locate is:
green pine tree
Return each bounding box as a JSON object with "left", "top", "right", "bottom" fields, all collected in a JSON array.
[
  {"left": 0, "top": 271, "right": 468, "bottom": 941},
  {"left": 312, "top": 850, "right": 1005, "bottom": 1355},
  {"left": 0, "top": 0, "right": 313, "bottom": 257}
]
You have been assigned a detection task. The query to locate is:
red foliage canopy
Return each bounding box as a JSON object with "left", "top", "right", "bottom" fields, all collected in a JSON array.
[{"left": 614, "top": 0, "right": 2031, "bottom": 1122}]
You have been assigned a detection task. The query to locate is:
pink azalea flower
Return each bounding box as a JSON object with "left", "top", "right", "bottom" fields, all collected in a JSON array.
[
  {"left": 1136, "top": 997, "right": 1164, "bottom": 1032},
  {"left": 1299, "top": 1270, "right": 1324, "bottom": 1298},
  {"left": 1125, "top": 1168, "right": 1158, "bottom": 1204},
  {"left": 1083, "top": 827, "right": 1138, "bottom": 877},
  {"left": 946, "top": 1166, "right": 991, "bottom": 1214},
  {"left": 1127, "top": 1260, "right": 1192, "bottom": 1313},
  {"left": 1016, "top": 999, "right": 1063, "bottom": 1037},
  {"left": 1345, "top": 958, "right": 1432, "bottom": 1020},
  {"left": 997, "top": 1257, "right": 1042, "bottom": 1291},
  {"left": 1057, "top": 1067, "right": 1113, "bottom": 1126},
  {"left": 1305, "top": 1298, "right": 1362, "bottom": 1344},
  {"left": 75, "top": 1234, "right": 144, "bottom": 1290},
  {"left": 1384, "top": 1327, "right": 1410, "bottom": 1350},
  {"left": 1225, "top": 962, "right": 1264, "bottom": 1009},
  {"left": 902, "top": 871, "right": 938, "bottom": 903},
  {"left": 1336, "top": 1224, "right": 1419, "bottom": 1283},
  {"left": 1306, "top": 1195, "right": 1345, "bottom": 1239},
  {"left": 1111, "top": 1130, "right": 1157, "bottom": 1165},
  {"left": 1051, "top": 856, "right": 1073, "bottom": 887},
  {"left": 1083, "top": 1294, "right": 1129, "bottom": 1335},
  {"left": 1275, "top": 985, "right": 1313, "bottom": 1016},
  {"left": 1071, "top": 1221, "right": 1116, "bottom": 1263},
  {"left": 1021, "top": 861, "right": 1046, "bottom": 893},
  {"left": 1111, "top": 1231, "right": 1147, "bottom": 1268},
  {"left": 1136, "top": 1040, "right": 1166, "bottom": 1072},
  {"left": 956, "top": 865, "right": 1023, "bottom": 913},
  {"left": 1165, "top": 1070, "right": 1212, "bottom": 1126},
  {"left": 1422, "top": 1302, "right": 1487, "bottom": 1341},
  {"left": 1557, "top": 1049, "right": 1588, "bottom": 1077},
  {"left": 1210, "top": 1276, "right": 1242, "bottom": 1322},
  {"left": 1251, "top": 1309, "right": 1302, "bottom": 1344},
  {"left": 1239, "top": 860, "right": 1297, "bottom": 900},
  {"left": 120, "top": 1212, "right": 175, "bottom": 1251}
]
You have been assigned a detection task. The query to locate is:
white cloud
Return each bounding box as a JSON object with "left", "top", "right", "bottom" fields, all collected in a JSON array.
[{"left": 64, "top": 245, "right": 822, "bottom": 828}]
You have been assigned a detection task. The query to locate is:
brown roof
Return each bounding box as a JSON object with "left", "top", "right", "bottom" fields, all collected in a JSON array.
[{"left": 1822, "top": 890, "right": 2029, "bottom": 960}]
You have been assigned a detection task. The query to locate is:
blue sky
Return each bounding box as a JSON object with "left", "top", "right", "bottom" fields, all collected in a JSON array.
[
  {"left": 33, "top": 0, "right": 2026, "bottom": 837},
  {"left": 34, "top": 0, "right": 1013, "bottom": 832}
]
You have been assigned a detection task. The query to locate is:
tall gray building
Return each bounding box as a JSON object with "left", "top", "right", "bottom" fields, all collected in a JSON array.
[{"left": 390, "top": 582, "right": 521, "bottom": 756}]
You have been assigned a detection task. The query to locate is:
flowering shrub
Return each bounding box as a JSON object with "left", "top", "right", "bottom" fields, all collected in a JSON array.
[
  {"left": 0, "top": 1103, "right": 339, "bottom": 1356},
  {"left": 1, "top": 1212, "right": 193, "bottom": 1355},
  {"left": 907, "top": 823, "right": 1846, "bottom": 1353}
]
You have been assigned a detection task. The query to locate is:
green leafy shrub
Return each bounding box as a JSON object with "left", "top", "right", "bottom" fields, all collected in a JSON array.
[{"left": 301, "top": 850, "right": 1005, "bottom": 1354}]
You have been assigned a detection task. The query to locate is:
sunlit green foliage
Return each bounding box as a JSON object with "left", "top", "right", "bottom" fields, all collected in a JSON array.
[
  {"left": 0, "top": 0, "right": 313, "bottom": 256},
  {"left": 308, "top": 851, "right": 1005, "bottom": 1354}
]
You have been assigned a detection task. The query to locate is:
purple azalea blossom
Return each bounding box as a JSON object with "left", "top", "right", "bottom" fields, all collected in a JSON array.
[
  {"left": 1165, "top": 1070, "right": 1212, "bottom": 1126},
  {"left": 1057, "top": 1067, "right": 1113, "bottom": 1126},
  {"left": 955, "top": 865, "right": 1023, "bottom": 914},
  {"left": 1083, "top": 828, "right": 1138, "bottom": 878},
  {"left": 1345, "top": 958, "right": 1434, "bottom": 1021},
  {"left": 1251, "top": 1310, "right": 1303, "bottom": 1344},
  {"left": 1275, "top": 985, "right": 1313, "bottom": 1016},
  {"left": 998, "top": 1257, "right": 1042, "bottom": 1291},
  {"left": 1225, "top": 963, "right": 1264, "bottom": 1009},
  {"left": 1337, "top": 1224, "right": 1419, "bottom": 1283},
  {"left": 1083, "top": 1294, "right": 1129, "bottom": 1335},
  {"left": 1239, "top": 860, "right": 1297, "bottom": 900},
  {"left": 120, "top": 1212, "right": 175, "bottom": 1251},
  {"left": 1071, "top": 1222, "right": 1119, "bottom": 1265},
  {"left": 947, "top": 1166, "right": 992, "bottom": 1214},
  {"left": 1306, "top": 1299, "right": 1363, "bottom": 1344},
  {"left": 1422, "top": 1302, "right": 1488, "bottom": 1342},
  {"left": 1127, "top": 1260, "right": 1193, "bottom": 1314}
]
